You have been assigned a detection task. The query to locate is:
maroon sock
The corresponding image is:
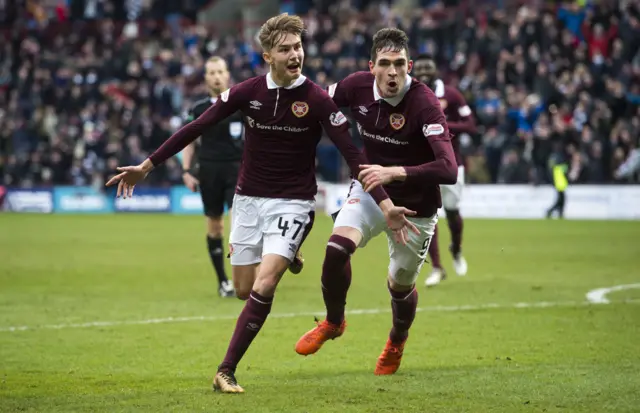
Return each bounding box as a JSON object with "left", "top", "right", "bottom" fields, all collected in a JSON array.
[
  {"left": 321, "top": 234, "right": 356, "bottom": 326},
  {"left": 388, "top": 283, "right": 418, "bottom": 344},
  {"left": 446, "top": 209, "right": 463, "bottom": 256},
  {"left": 428, "top": 224, "right": 442, "bottom": 269},
  {"left": 218, "top": 290, "right": 272, "bottom": 373}
]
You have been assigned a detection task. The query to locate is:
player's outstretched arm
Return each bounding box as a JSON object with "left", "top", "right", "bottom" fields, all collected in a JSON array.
[
  {"left": 148, "top": 88, "right": 240, "bottom": 167},
  {"left": 105, "top": 161, "right": 154, "bottom": 198},
  {"left": 105, "top": 87, "right": 243, "bottom": 198}
]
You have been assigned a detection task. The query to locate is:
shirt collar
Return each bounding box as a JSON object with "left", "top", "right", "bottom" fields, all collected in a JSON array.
[
  {"left": 372, "top": 74, "right": 412, "bottom": 107},
  {"left": 266, "top": 72, "right": 307, "bottom": 89}
]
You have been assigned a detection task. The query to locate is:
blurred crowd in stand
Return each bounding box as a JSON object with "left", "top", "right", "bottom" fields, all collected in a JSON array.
[{"left": 1, "top": 0, "right": 638, "bottom": 188}]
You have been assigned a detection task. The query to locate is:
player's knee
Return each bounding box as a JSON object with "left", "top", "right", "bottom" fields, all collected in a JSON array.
[
  {"left": 444, "top": 209, "right": 459, "bottom": 220},
  {"left": 253, "top": 272, "right": 280, "bottom": 296},
  {"left": 325, "top": 233, "right": 357, "bottom": 264},
  {"left": 388, "top": 269, "right": 418, "bottom": 291},
  {"left": 235, "top": 288, "right": 251, "bottom": 301},
  {"left": 252, "top": 255, "right": 288, "bottom": 295},
  {"left": 207, "top": 216, "right": 224, "bottom": 238},
  {"left": 232, "top": 264, "right": 258, "bottom": 300},
  {"left": 332, "top": 226, "right": 363, "bottom": 248}
]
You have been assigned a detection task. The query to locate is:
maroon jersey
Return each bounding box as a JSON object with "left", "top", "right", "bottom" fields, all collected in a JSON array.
[
  {"left": 149, "top": 74, "right": 388, "bottom": 204},
  {"left": 329, "top": 72, "right": 457, "bottom": 217},
  {"left": 432, "top": 79, "right": 477, "bottom": 167}
]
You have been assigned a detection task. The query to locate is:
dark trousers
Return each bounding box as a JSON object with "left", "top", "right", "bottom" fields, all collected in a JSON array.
[{"left": 547, "top": 190, "right": 566, "bottom": 218}]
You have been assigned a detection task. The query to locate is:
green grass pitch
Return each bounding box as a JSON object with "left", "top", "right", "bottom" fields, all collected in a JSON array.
[{"left": 0, "top": 214, "right": 639, "bottom": 412}]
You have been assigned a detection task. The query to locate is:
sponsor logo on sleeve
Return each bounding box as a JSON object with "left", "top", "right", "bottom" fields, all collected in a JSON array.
[
  {"left": 330, "top": 111, "right": 347, "bottom": 126},
  {"left": 423, "top": 124, "right": 445, "bottom": 137}
]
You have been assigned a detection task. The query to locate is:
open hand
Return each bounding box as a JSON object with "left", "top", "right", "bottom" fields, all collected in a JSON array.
[
  {"left": 105, "top": 164, "right": 149, "bottom": 198},
  {"left": 385, "top": 206, "right": 419, "bottom": 245}
]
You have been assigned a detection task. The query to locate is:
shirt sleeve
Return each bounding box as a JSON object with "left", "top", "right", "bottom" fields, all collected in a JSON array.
[
  {"left": 316, "top": 93, "right": 389, "bottom": 204},
  {"left": 447, "top": 89, "right": 477, "bottom": 135},
  {"left": 149, "top": 87, "right": 243, "bottom": 166},
  {"left": 326, "top": 73, "right": 359, "bottom": 108},
  {"left": 403, "top": 104, "right": 458, "bottom": 185}
]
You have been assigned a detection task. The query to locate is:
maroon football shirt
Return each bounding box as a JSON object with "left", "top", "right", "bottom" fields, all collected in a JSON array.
[
  {"left": 329, "top": 71, "right": 457, "bottom": 217},
  {"left": 432, "top": 79, "right": 477, "bottom": 167},
  {"left": 149, "top": 73, "right": 388, "bottom": 204}
]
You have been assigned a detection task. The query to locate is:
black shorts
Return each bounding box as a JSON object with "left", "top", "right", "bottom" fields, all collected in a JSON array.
[{"left": 197, "top": 161, "right": 240, "bottom": 217}]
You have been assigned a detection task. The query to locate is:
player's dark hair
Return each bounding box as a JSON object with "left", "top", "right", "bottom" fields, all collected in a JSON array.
[
  {"left": 258, "top": 13, "right": 305, "bottom": 51},
  {"left": 371, "top": 28, "right": 410, "bottom": 62}
]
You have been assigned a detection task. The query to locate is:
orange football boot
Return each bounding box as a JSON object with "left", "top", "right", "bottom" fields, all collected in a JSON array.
[
  {"left": 374, "top": 338, "right": 407, "bottom": 375},
  {"left": 295, "top": 318, "right": 346, "bottom": 355}
]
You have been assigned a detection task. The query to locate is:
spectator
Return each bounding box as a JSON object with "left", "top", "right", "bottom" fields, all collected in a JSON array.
[{"left": 1, "top": 0, "right": 639, "bottom": 188}]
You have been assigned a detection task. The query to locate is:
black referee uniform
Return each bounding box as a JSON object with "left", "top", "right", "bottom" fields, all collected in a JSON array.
[{"left": 185, "top": 97, "right": 244, "bottom": 217}]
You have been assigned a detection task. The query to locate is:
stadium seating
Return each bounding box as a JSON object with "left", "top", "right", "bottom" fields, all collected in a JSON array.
[{"left": 1, "top": 0, "right": 638, "bottom": 187}]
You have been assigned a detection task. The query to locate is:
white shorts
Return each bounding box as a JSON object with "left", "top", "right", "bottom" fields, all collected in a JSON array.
[
  {"left": 333, "top": 181, "right": 437, "bottom": 286},
  {"left": 441, "top": 165, "right": 465, "bottom": 210},
  {"left": 229, "top": 194, "right": 315, "bottom": 266}
]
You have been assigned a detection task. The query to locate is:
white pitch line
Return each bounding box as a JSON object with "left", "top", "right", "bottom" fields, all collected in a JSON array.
[
  {"left": 2, "top": 299, "right": 639, "bottom": 334},
  {"left": 586, "top": 283, "right": 640, "bottom": 304}
]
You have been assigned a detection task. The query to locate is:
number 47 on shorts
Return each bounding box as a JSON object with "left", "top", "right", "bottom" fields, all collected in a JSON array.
[{"left": 278, "top": 217, "right": 305, "bottom": 239}]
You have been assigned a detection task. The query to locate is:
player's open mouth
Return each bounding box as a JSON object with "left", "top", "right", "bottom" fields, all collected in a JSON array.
[
  {"left": 287, "top": 63, "right": 300, "bottom": 71},
  {"left": 388, "top": 81, "right": 398, "bottom": 88}
]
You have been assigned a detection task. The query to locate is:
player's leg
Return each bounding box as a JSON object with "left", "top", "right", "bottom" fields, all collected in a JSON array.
[
  {"left": 296, "top": 181, "right": 384, "bottom": 355},
  {"left": 214, "top": 198, "right": 313, "bottom": 393},
  {"left": 425, "top": 223, "right": 447, "bottom": 287},
  {"left": 206, "top": 215, "right": 235, "bottom": 297},
  {"left": 294, "top": 225, "right": 360, "bottom": 356},
  {"left": 442, "top": 166, "right": 467, "bottom": 276},
  {"left": 227, "top": 195, "right": 263, "bottom": 300},
  {"left": 557, "top": 190, "right": 566, "bottom": 219},
  {"left": 214, "top": 254, "right": 289, "bottom": 393},
  {"left": 200, "top": 162, "right": 234, "bottom": 296},
  {"left": 375, "top": 215, "right": 435, "bottom": 375},
  {"left": 322, "top": 225, "right": 360, "bottom": 324},
  {"left": 546, "top": 189, "right": 563, "bottom": 218},
  {"left": 231, "top": 264, "right": 258, "bottom": 301}
]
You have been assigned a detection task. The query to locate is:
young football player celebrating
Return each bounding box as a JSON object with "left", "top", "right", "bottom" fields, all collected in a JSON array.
[
  {"left": 295, "top": 29, "right": 457, "bottom": 375},
  {"left": 106, "top": 14, "right": 417, "bottom": 393}
]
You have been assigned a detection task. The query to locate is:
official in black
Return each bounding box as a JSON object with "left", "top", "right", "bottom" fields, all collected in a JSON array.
[{"left": 181, "top": 56, "right": 243, "bottom": 298}]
